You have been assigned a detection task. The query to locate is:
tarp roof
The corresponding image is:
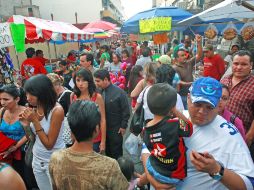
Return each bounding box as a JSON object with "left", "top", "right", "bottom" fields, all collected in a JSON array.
[{"left": 8, "top": 15, "right": 94, "bottom": 44}]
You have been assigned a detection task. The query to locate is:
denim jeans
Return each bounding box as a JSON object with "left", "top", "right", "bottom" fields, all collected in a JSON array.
[{"left": 32, "top": 156, "right": 52, "bottom": 190}]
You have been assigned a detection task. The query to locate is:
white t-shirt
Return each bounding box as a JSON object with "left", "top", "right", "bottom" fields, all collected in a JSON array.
[
  {"left": 222, "top": 55, "right": 233, "bottom": 78},
  {"left": 177, "top": 112, "right": 254, "bottom": 190},
  {"left": 137, "top": 86, "right": 184, "bottom": 121}
]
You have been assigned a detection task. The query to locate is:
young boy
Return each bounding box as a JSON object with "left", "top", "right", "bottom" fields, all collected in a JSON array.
[{"left": 143, "top": 83, "right": 193, "bottom": 184}]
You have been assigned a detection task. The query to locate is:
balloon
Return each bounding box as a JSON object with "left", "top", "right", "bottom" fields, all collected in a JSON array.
[
  {"left": 118, "top": 83, "right": 125, "bottom": 89},
  {"left": 120, "top": 62, "right": 127, "bottom": 70},
  {"left": 118, "top": 76, "right": 126, "bottom": 84},
  {"left": 111, "top": 78, "right": 117, "bottom": 84}
]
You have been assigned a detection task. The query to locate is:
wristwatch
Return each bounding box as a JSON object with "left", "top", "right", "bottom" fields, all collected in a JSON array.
[{"left": 209, "top": 161, "right": 224, "bottom": 181}]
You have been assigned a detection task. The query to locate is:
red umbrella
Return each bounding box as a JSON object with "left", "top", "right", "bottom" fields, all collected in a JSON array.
[{"left": 84, "top": 20, "right": 116, "bottom": 31}]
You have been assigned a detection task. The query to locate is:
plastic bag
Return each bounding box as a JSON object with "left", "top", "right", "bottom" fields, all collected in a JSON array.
[
  {"left": 241, "top": 22, "right": 254, "bottom": 41},
  {"left": 125, "top": 133, "right": 142, "bottom": 156},
  {"left": 222, "top": 21, "right": 238, "bottom": 41},
  {"left": 205, "top": 23, "right": 218, "bottom": 40}
]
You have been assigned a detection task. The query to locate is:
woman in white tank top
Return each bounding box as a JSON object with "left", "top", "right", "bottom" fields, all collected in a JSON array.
[{"left": 20, "top": 74, "right": 65, "bottom": 190}]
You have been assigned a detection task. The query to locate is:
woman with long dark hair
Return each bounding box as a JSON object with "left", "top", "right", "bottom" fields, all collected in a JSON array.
[
  {"left": 0, "top": 84, "right": 27, "bottom": 176},
  {"left": 71, "top": 69, "right": 106, "bottom": 153},
  {"left": 128, "top": 65, "right": 143, "bottom": 108},
  {"left": 19, "top": 74, "right": 65, "bottom": 190}
]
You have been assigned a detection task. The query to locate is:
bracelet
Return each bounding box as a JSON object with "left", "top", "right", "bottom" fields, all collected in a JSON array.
[{"left": 35, "top": 128, "right": 44, "bottom": 134}]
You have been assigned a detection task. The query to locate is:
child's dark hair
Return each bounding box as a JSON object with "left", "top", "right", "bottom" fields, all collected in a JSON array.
[
  {"left": 147, "top": 83, "right": 177, "bottom": 116},
  {"left": 117, "top": 157, "right": 134, "bottom": 181},
  {"left": 220, "top": 83, "right": 230, "bottom": 95},
  {"left": 73, "top": 69, "right": 96, "bottom": 98},
  {"left": 156, "top": 64, "right": 176, "bottom": 86},
  {"left": 0, "top": 84, "right": 27, "bottom": 106},
  {"left": 67, "top": 100, "right": 101, "bottom": 142}
]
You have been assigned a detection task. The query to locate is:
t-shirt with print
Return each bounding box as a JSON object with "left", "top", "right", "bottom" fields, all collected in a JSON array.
[
  {"left": 177, "top": 112, "right": 254, "bottom": 190},
  {"left": 144, "top": 116, "right": 193, "bottom": 178},
  {"left": 49, "top": 149, "right": 129, "bottom": 190},
  {"left": 21, "top": 58, "right": 47, "bottom": 79}
]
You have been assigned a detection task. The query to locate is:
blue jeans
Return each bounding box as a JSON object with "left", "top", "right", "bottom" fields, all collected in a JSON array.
[
  {"left": 32, "top": 156, "right": 52, "bottom": 190},
  {"left": 146, "top": 157, "right": 180, "bottom": 184}
]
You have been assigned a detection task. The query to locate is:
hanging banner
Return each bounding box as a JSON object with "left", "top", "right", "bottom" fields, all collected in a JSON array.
[
  {"left": 10, "top": 23, "right": 26, "bottom": 53},
  {"left": 139, "top": 17, "right": 172, "bottom": 34},
  {"left": 0, "top": 23, "right": 14, "bottom": 48}
]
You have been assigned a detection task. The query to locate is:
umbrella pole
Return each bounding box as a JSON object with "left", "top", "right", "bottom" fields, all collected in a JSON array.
[
  {"left": 47, "top": 41, "right": 51, "bottom": 62},
  {"left": 54, "top": 42, "right": 57, "bottom": 58},
  {"left": 15, "top": 49, "right": 20, "bottom": 68}
]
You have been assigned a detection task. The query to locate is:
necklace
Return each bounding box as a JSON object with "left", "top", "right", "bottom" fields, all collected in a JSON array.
[{"left": 35, "top": 107, "right": 44, "bottom": 117}]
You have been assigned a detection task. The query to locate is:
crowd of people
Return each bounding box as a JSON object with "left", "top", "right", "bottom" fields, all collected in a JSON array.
[{"left": 0, "top": 34, "right": 253, "bottom": 190}]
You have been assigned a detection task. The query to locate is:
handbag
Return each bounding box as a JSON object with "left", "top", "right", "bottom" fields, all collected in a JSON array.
[
  {"left": 23, "top": 125, "right": 35, "bottom": 168},
  {"left": 130, "top": 87, "right": 148, "bottom": 136}
]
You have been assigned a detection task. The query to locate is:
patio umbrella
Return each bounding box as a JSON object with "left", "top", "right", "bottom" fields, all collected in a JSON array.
[
  {"left": 82, "top": 27, "right": 104, "bottom": 33},
  {"left": 120, "top": 6, "right": 193, "bottom": 34},
  {"left": 84, "top": 20, "right": 116, "bottom": 31},
  {"left": 178, "top": 0, "right": 254, "bottom": 26}
]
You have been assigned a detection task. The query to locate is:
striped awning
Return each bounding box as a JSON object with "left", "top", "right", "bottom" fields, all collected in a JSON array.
[{"left": 8, "top": 15, "right": 94, "bottom": 43}]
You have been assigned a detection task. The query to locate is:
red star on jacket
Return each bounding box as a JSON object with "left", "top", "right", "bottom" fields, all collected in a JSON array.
[{"left": 151, "top": 143, "right": 167, "bottom": 158}]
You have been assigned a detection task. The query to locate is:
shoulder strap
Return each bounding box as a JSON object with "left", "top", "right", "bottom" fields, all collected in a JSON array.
[
  {"left": 230, "top": 114, "right": 237, "bottom": 125},
  {"left": 91, "top": 92, "right": 97, "bottom": 102},
  {"left": 58, "top": 89, "right": 71, "bottom": 102},
  {"left": 141, "top": 87, "right": 149, "bottom": 105}
]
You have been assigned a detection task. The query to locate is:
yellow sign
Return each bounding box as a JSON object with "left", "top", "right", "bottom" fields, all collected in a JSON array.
[{"left": 139, "top": 17, "right": 172, "bottom": 34}]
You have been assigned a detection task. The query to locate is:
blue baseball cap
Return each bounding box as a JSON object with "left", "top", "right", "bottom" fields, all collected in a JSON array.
[{"left": 189, "top": 77, "right": 222, "bottom": 108}]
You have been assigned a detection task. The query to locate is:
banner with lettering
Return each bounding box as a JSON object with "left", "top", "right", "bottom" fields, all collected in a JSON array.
[
  {"left": 139, "top": 17, "right": 172, "bottom": 34},
  {"left": 0, "top": 23, "right": 14, "bottom": 48}
]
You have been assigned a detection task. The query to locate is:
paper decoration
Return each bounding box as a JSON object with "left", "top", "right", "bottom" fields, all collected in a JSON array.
[
  {"left": 0, "top": 23, "right": 14, "bottom": 48},
  {"left": 153, "top": 33, "right": 169, "bottom": 45},
  {"left": 10, "top": 23, "right": 26, "bottom": 53},
  {"left": 139, "top": 17, "right": 172, "bottom": 34}
]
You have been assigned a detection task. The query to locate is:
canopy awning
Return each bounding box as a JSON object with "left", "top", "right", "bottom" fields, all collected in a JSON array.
[{"left": 8, "top": 15, "right": 94, "bottom": 43}]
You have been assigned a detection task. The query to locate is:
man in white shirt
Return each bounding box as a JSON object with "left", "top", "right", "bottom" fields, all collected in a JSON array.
[{"left": 142, "top": 77, "right": 254, "bottom": 190}]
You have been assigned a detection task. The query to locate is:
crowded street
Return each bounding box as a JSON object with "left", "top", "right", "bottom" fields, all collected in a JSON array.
[{"left": 0, "top": 0, "right": 254, "bottom": 190}]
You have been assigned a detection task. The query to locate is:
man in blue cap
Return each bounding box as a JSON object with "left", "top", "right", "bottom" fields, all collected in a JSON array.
[{"left": 142, "top": 77, "right": 254, "bottom": 190}]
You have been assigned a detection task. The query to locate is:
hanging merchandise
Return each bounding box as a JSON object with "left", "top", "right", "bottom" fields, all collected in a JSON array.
[
  {"left": 222, "top": 21, "right": 238, "bottom": 41},
  {"left": 241, "top": 22, "right": 254, "bottom": 41},
  {"left": 153, "top": 33, "right": 169, "bottom": 45},
  {"left": 205, "top": 23, "right": 218, "bottom": 40}
]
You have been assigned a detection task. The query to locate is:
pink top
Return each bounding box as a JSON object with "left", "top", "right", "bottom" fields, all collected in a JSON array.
[{"left": 222, "top": 109, "right": 246, "bottom": 142}]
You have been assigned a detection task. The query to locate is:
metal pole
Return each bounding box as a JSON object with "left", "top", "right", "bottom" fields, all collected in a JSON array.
[
  {"left": 54, "top": 42, "right": 57, "bottom": 58},
  {"left": 15, "top": 49, "right": 20, "bottom": 68},
  {"left": 47, "top": 41, "right": 51, "bottom": 61}
]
